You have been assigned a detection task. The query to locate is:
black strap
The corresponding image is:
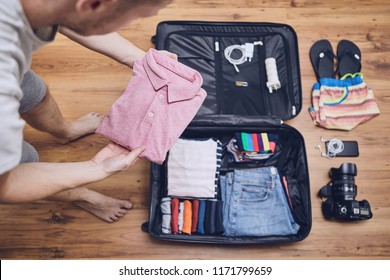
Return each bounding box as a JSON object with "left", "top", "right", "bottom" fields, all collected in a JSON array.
[
  {"left": 322, "top": 198, "right": 335, "bottom": 219},
  {"left": 316, "top": 48, "right": 337, "bottom": 78},
  {"left": 141, "top": 222, "right": 149, "bottom": 233}
]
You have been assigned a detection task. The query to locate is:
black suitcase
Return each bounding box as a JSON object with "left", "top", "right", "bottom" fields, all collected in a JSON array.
[{"left": 142, "top": 21, "right": 311, "bottom": 245}]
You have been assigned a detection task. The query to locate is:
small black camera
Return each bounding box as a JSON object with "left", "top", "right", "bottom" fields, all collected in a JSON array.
[{"left": 318, "top": 163, "right": 373, "bottom": 221}]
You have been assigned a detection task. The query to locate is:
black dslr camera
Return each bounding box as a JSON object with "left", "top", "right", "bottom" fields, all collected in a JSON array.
[{"left": 318, "top": 163, "right": 373, "bottom": 221}]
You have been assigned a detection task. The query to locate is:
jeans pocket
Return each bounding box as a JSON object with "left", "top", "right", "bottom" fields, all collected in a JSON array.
[{"left": 240, "top": 182, "right": 271, "bottom": 202}]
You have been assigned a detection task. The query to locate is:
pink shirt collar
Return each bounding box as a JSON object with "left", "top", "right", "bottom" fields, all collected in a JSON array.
[{"left": 143, "top": 49, "right": 204, "bottom": 103}]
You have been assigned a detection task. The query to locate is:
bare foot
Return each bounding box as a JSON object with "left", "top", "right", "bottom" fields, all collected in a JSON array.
[
  {"left": 56, "top": 112, "right": 104, "bottom": 144},
  {"left": 73, "top": 192, "right": 133, "bottom": 223}
]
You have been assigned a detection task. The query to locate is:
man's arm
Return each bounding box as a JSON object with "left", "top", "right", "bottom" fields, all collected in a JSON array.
[
  {"left": 0, "top": 144, "right": 144, "bottom": 203},
  {"left": 60, "top": 27, "right": 145, "bottom": 68},
  {"left": 59, "top": 27, "right": 177, "bottom": 68}
]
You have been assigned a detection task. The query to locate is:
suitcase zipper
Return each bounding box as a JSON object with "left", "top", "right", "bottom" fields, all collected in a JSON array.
[
  {"left": 214, "top": 37, "right": 224, "bottom": 114},
  {"left": 256, "top": 38, "right": 267, "bottom": 114},
  {"left": 280, "top": 35, "right": 297, "bottom": 117}
]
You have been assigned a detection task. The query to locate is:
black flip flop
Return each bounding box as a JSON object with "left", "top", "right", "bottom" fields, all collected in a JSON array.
[
  {"left": 310, "top": 39, "right": 336, "bottom": 81},
  {"left": 337, "top": 40, "right": 362, "bottom": 77}
]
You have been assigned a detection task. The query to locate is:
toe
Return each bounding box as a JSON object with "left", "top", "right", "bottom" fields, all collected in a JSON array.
[
  {"left": 121, "top": 201, "right": 133, "bottom": 210},
  {"left": 110, "top": 215, "right": 119, "bottom": 222}
]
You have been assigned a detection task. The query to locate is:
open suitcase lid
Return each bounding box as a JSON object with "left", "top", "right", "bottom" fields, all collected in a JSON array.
[{"left": 153, "top": 21, "right": 303, "bottom": 123}]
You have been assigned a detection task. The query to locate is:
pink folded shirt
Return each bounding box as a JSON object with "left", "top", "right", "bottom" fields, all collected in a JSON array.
[{"left": 96, "top": 49, "right": 207, "bottom": 164}]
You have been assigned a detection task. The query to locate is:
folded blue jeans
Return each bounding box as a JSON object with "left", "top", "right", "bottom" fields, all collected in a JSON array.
[{"left": 220, "top": 167, "right": 300, "bottom": 237}]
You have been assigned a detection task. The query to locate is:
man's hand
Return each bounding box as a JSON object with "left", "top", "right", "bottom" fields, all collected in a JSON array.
[
  {"left": 91, "top": 143, "right": 145, "bottom": 175},
  {"left": 157, "top": 50, "right": 178, "bottom": 61},
  {"left": 132, "top": 50, "right": 177, "bottom": 65}
]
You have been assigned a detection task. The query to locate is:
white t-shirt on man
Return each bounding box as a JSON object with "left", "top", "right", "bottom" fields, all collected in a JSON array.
[{"left": 0, "top": 0, "right": 57, "bottom": 174}]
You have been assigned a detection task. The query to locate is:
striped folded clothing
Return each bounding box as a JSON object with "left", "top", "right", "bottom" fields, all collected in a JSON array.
[
  {"left": 227, "top": 132, "right": 278, "bottom": 162},
  {"left": 309, "top": 74, "right": 380, "bottom": 131},
  {"left": 167, "top": 138, "right": 222, "bottom": 198}
]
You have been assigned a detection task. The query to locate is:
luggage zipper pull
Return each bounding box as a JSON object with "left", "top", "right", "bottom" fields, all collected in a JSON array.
[
  {"left": 292, "top": 106, "right": 296, "bottom": 116},
  {"left": 274, "top": 119, "right": 284, "bottom": 125},
  {"left": 215, "top": 41, "right": 220, "bottom": 52}
]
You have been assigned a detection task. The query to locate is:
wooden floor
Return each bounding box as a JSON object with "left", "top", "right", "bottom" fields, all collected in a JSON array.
[{"left": 1, "top": 0, "right": 389, "bottom": 260}]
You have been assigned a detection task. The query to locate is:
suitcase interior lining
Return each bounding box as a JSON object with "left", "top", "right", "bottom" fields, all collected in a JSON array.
[
  {"left": 148, "top": 126, "right": 311, "bottom": 244},
  {"left": 166, "top": 32, "right": 295, "bottom": 118}
]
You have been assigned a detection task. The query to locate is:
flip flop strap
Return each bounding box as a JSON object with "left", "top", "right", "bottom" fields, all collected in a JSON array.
[
  {"left": 318, "top": 48, "right": 335, "bottom": 62},
  {"left": 339, "top": 50, "right": 362, "bottom": 69},
  {"left": 317, "top": 48, "right": 336, "bottom": 77}
]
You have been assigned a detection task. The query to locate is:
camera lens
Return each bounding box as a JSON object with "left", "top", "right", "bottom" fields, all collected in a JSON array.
[{"left": 333, "top": 183, "right": 356, "bottom": 201}]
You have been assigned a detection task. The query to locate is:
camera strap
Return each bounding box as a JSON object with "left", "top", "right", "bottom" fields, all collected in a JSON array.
[
  {"left": 318, "top": 183, "right": 332, "bottom": 198},
  {"left": 321, "top": 198, "right": 335, "bottom": 220}
]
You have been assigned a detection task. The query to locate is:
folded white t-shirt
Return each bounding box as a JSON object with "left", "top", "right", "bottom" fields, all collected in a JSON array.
[{"left": 168, "top": 138, "right": 218, "bottom": 198}]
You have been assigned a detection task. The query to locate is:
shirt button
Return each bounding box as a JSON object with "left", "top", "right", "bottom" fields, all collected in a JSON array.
[
  {"left": 148, "top": 112, "right": 154, "bottom": 118},
  {"left": 158, "top": 94, "right": 164, "bottom": 99}
]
